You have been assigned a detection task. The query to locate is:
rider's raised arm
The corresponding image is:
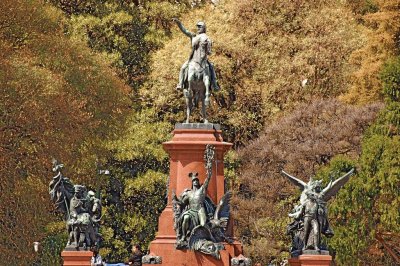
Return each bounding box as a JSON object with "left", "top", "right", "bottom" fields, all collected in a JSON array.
[{"left": 173, "top": 18, "right": 195, "bottom": 38}]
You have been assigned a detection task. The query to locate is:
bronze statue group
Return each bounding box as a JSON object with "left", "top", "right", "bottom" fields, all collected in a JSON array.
[
  {"left": 48, "top": 19, "right": 356, "bottom": 263},
  {"left": 49, "top": 160, "right": 102, "bottom": 251}
]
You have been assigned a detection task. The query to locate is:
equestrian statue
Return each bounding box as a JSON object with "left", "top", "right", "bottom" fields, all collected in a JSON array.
[{"left": 173, "top": 18, "right": 220, "bottom": 123}]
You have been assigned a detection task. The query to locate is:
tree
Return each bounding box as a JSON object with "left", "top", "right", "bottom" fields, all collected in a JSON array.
[
  {"left": 0, "top": 0, "right": 131, "bottom": 263},
  {"left": 234, "top": 99, "right": 381, "bottom": 264},
  {"left": 49, "top": 0, "right": 203, "bottom": 89},
  {"left": 99, "top": 110, "right": 172, "bottom": 261},
  {"left": 341, "top": 0, "right": 400, "bottom": 104},
  {"left": 327, "top": 57, "right": 400, "bottom": 265},
  {"left": 139, "top": 0, "right": 365, "bottom": 147}
]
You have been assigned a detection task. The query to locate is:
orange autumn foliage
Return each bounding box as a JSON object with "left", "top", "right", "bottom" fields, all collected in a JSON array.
[{"left": 0, "top": 0, "right": 131, "bottom": 262}]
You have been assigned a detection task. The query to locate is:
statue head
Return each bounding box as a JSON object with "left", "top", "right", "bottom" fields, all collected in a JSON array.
[
  {"left": 196, "top": 21, "right": 206, "bottom": 34},
  {"left": 189, "top": 172, "right": 200, "bottom": 189},
  {"left": 74, "top": 185, "right": 86, "bottom": 198},
  {"left": 88, "top": 190, "right": 95, "bottom": 200},
  {"left": 314, "top": 180, "right": 323, "bottom": 193},
  {"left": 307, "top": 179, "right": 323, "bottom": 193},
  {"left": 51, "top": 158, "right": 64, "bottom": 173}
]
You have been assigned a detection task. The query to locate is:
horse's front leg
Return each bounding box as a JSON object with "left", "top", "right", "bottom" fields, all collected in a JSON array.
[
  {"left": 204, "top": 75, "right": 211, "bottom": 106},
  {"left": 203, "top": 75, "right": 210, "bottom": 123},
  {"left": 201, "top": 101, "right": 208, "bottom": 124},
  {"left": 184, "top": 88, "right": 192, "bottom": 123}
]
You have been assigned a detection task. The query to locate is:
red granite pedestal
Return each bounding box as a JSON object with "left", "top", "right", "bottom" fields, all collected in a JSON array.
[
  {"left": 61, "top": 250, "right": 93, "bottom": 266},
  {"left": 288, "top": 257, "right": 301, "bottom": 266},
  {"left": 147, "top": 124, "right": 244, "bottom": 265},
  {"left": 298, "top": 254, "right": 332, "bottom": 266}
]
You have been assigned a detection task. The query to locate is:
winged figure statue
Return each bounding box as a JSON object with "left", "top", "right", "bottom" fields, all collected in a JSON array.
[{"left": 281, "top": 168, "right": 354, "bottom": 256}]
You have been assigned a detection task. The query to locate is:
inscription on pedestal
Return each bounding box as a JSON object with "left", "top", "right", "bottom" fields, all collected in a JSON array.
[{"left": 175, "top": 123, "right": 221, "bottom": 130}]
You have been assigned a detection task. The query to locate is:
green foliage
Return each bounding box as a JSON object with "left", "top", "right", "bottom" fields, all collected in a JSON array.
[
  {"left": 381, "top": 56, "right": 400, "bottom": 102},
  {"left": 123, "top": 170, "right": 167, "bottom": 245},
  {"left": 348, "top": 0, "right": 379, "bottom": 15},
  {"left": 314, "top": 155, "right": 356, "bottom": 184},
  {"left": 38, "top": 227, "right": 67, "bottom": 266},
  {"left": 321, "top": 60, "right": 400, "bottom": 265},
  {"left": 326, "top": 134, "right": 400, "bottom": 265},
  {"left": 97, "top": 109, "right": 172, "bottom": 262},
  {"left": 100, "top": 168, "right": 167, "bottom": 262},
  {"left": 107, "top": 109, "right": 172, "bottom": 164},
  {"left": 224, "top": 150, "right": 241, "bottom": 190},
  {"left": 50, "top": 0, "right": 200, "bottom": 89},
  {"left": 67, "top": 3, "right": 150, "bottom": 89}
]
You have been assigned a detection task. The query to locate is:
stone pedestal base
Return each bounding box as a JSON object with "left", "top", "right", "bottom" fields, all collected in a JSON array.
[
  {"left": 146, "top": 124, "right": 244, "bottom": 265},
  {"left": 288, "top": 257, "right": 301, "bottom": 266},
  {"left": 61, "top": 250, "right": 93, "bottom": 266},
  {"left": 147, "top": 237, "right": 243, "bottom": 266},
  {"left": 298, "top": 254, "right": 332, "bottom": 266}
]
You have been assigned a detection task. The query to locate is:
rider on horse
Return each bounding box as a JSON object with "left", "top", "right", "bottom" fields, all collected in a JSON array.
[{"left": 173, "top": 18, "right": 220, "bottom": 91}]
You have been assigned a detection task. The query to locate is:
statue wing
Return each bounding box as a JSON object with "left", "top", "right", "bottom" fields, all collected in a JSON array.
[
  {"left": 205, "top": 196, "right": 216, "bottom": 218},
  {"left": 213, "top": 191, "right": 232, "bottom": 230},
  {"left": 188, "top": 226, "right": 214, "bottom": 250},
  {"left": 322, "top": 168, "right": 354, "bottom": 201},
  {"left": 281, "top": 170, "right": 307, "bottom": 190}
]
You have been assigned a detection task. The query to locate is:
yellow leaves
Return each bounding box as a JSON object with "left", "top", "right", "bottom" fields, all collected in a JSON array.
[
  {"left": 0, "top": 1, "right": 133, "bottom": 262},
  {"left": 124, "top": 215, "right": 148, "bottom": 233},
  {"left": 107, "top": 110, "right": 171, "bottom": 162},
  {"left": 124, "top": 170, "right": 166, "bottom": 196},
  {"left": 44, "top": 221, "right": 66, "bottom": 234},
  {"left": 100, "top": 226, "right": 115, "bottom": 243},
  {"left": 103, "top": 10, "right": 133, "bottom": 26},
  {"left": 340, "top": 0, "right": 400, "bottom": 104}
]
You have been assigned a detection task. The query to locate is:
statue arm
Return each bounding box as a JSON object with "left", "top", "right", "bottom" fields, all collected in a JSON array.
[
  {"left": 202, "top": 173, "right": 212, "bottom": 191},
  {"left": 207, "top": 38, "right": 212, "bottom": 55},
  {"left": 173, "top": 18, "right": 195, "bottom": 38},
  {"left": 173, "top": 190, "right": 188, "bottom": 206},
  {"left": 173, "top": 194, "right": 183, "bottom": 206}
]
